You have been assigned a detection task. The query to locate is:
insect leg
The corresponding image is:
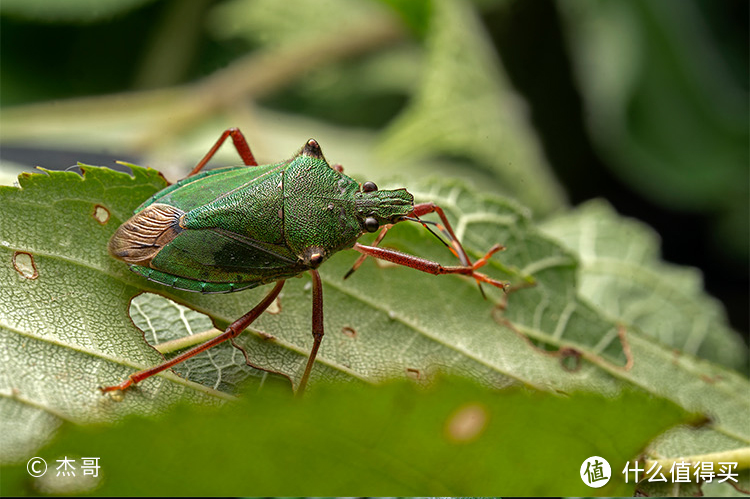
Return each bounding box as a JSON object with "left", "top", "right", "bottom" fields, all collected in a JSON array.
[
  {"left": 297, "top": 269, "right": 324, "bottom": 395},
  {"left": 188, "top": 127, "right": 258, "bottom": 176},
  {"left": 344, "top": 202, "right": 472, "bottom": 280},
  {"left": 343, "top": 224, "right": 391, "bottom": 279},
  {"left": 352, "top": 242, "right": 507, "bottom": 290},
  {"left": 99, "top": 280, "right": 284, "bottom": 395}
]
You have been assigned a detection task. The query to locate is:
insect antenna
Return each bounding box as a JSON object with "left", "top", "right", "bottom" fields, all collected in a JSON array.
[
  {"left": 403, "top": 215, "right": 474, "bottom": 267},
  {"left": 401, "top": 216, "right": 453, "bottom": 250},
  {"left": 343, "top": 258, "right": 364, "bottom": 280}
]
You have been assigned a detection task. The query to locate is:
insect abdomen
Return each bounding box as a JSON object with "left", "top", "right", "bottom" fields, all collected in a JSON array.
[{"left": 129, "top": 265, "right": 263, "bottom": 294}]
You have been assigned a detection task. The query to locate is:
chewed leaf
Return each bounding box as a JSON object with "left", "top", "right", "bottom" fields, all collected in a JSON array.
[
  {"left": 129, "top": 293, "right": 289, "bottom": 394},
  {"left": 0, "top": 165, "right": 227, "bottom": 463},
  {"left": 0, "top": 164, "right": 747, "bottom": 491}
]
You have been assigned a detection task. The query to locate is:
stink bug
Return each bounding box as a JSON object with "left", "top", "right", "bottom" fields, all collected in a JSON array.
[{"left": 101, "top": 128, "right": 507, "bottom": 395}]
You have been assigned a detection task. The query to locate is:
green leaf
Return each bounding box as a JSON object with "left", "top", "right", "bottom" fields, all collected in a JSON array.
[
  {"left": 0, "top": 378, "right": 690, "bottom": 496},
  {"left": 0, "top": 165, "right": 230, "bottom": 464},
  {"left": 1, "top": 164, "right": 747, "bottom": 498},
  {"left": 540, "top": 199, "right": 747, "bottom": 371}
]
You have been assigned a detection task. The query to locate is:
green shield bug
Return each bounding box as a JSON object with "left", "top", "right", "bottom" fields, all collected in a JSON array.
[{"left": 101, "top": 128, "right": 507, "bottom": 396}]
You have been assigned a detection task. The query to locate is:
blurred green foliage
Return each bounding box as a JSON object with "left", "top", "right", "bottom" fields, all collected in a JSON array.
[
  {"left": 560, "top": 0, "right": 748, "bottom": 258},
  {"left": 1, "top": 377, "right": 690, "bottom": 496}
]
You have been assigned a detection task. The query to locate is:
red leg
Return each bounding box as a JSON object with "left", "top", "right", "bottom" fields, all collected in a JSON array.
[
  {"left": 100, "top": 280, "right": 284, "bottom": 395},
  {"left": 345, "top": 202, "right": 474, "bottom": 279},
  {"left": 188, "top": 127, "right": 258, "bottom": 176},
  {"left": 344, "top": 224, "right": 391, "bottom": 279},
  {"left": 352, "top": 242, "right": 507, "bottom": 290},
  {"left": 297, "top": 269, "right": 324, "bottom": 394}
]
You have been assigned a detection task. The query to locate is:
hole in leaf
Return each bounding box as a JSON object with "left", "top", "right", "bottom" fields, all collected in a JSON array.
[
  {"left": 92, "top": 204, "right": 110, "bottom": 224},
  {"left": 127, "top": 293, "right": 288, "bottom": 394},
  {"left": 559, "top": 347, "right": 582, "bottom": 372},
  {"left": 13, "top": 251, "right": 38, "bottom": 279},
  {"left": 266, "top": 296, "right": 282, "bottom": 315}
]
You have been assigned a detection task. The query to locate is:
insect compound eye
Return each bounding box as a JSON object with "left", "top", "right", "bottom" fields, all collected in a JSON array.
[
  {"left": 364, "top": 217, "right": 379, "bottom": 232},
  {"left": 362, "top": 181, "right": 378, "bottom": 193}
]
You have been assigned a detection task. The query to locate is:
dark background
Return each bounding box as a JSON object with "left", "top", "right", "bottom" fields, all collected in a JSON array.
[{"left": 485, "top": 0, "right": 749, "bottom": 341}]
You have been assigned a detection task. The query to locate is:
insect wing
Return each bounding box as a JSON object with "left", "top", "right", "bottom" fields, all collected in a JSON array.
[
  {"left": 147, "top": 225, "right": 304, "bottom": 289},
  {"left": 138, "top": 162, "right": 286, "bottom": 213}
]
